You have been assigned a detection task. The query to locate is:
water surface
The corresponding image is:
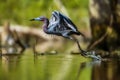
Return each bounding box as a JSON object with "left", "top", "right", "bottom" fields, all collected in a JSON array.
[{"left": 1, "top": 52, "right": 120, "bottom": 80}]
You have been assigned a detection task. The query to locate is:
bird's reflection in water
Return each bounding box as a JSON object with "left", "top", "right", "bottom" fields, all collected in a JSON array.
[
  {"left": 76, "top": 60, "right": 101, "bottom": 80},
  {"left": 76, "top": 59, "right": 120, "bottom": 80}
]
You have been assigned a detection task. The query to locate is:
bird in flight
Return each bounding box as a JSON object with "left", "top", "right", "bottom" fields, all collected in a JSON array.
[{"left": 30, "top": 11, "right": 87, "bottom": 56}]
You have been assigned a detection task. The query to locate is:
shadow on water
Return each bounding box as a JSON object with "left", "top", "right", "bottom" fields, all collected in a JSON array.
[{"left": 1, "top": 53, "right": 120, "bottom": 80}]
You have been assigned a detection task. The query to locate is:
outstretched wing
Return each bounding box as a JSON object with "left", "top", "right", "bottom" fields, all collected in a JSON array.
[
  {"left": 59, "top": 11, "right": 86, "bottom": 37},
  {"left": 48, "top": 11, "right": 78, "bottom": 32},
  {"left": 48, "top": 11, "right": 85, "bottom": 37},
  {"left": 48, "top": 11, "right": 60, "bottom": 32},
  {"left": 58, "top": 11, "right": 79, "bottom": 32}
]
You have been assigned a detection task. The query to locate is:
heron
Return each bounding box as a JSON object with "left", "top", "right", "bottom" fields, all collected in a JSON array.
[{"left": 30, "top": 11, "right": 87, "bottom": 56}]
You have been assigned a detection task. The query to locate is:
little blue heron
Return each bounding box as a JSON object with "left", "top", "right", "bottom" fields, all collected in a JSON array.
[{"left": 30, "top": 11, "right": 87, "bottom": 56}]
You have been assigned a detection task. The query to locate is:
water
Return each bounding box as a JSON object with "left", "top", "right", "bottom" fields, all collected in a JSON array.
[{"left": 1, "top": 52, "right": 120, "bottom": 80}]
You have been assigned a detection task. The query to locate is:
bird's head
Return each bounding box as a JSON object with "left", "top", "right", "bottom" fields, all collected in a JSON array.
[{"left": 30, "top": 16, "right": 46, "bottom": 21}]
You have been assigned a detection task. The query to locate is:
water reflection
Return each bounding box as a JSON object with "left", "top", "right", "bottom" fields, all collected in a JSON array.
[
  {"left": 76, "top": 60, "right": 101, "bottom": 80},
  {"left": 1, "top": 54, "right": 120, "bottom": 80},
  {"left": 91, "top": 59, "right": 120, "bottom": 80},
  {"left": 77, "top": 59, "right": 120, "bottom": 80},
  {"left": 2, "top": 54, "right": 22, "bottom": 72}
]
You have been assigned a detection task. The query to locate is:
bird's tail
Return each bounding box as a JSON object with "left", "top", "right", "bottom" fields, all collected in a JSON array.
[{"left": 76, "top": 31, "right": 85, "bottom": 38}]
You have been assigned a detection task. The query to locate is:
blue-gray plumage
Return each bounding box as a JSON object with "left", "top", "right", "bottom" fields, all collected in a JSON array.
[{"left": 30, "top": 11, "right": 86, "bottom": 56}]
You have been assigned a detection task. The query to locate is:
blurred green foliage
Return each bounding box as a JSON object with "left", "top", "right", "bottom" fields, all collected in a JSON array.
[{"left": 0, "top": 0, "right": 88, "bottom": 27}]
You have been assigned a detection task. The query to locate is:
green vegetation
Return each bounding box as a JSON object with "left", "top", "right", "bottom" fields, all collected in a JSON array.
[{"left": 0, "top": 0, "right": 89, "bottom": 27}]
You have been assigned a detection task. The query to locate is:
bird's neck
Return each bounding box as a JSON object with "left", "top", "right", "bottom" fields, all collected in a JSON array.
[{"left": 43, "top": 19, "right": 49, "bottom": 33}]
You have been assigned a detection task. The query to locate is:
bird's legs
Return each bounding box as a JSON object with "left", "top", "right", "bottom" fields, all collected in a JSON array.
[
  {"left": 62, "top": 33, "right": 101, "bottom": 60},
  {"left": 63, "top": 34, "right": 87, "bottom": 56},
  {"left": 75, "top": 40, "right": 87, "bottom": 56},
  {"left": 69, "top": 37, "right": 101, "bottom": 60}
]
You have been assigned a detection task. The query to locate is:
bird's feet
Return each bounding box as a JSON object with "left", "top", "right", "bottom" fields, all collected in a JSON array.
[{"left": 81, "top": 50, "right": 102, "bottom": 60}]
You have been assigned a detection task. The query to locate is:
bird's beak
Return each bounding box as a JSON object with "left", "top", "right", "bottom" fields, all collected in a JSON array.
[
  {"left": 30, "top": 17, "right": 41, "bottom": 21},
  {"left": 29, "top": 18, "right": 35, "bottom": 21}
]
